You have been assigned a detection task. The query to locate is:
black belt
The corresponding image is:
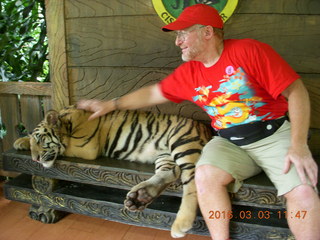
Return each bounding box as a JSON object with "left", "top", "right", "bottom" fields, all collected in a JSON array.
[{"left": 217, "top": 116, "right": 288, "bottom": 146}]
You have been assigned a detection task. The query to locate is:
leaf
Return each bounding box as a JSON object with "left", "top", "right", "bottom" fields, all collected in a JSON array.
[
  {"left": 22, "top": 36, "right": 35, "bottom": 42},
  {"left": 0, "top": 0, "right": 48, "bottom": 82},
  {"left": 22, "top": 3, "right": 35, "bottom": 19}
]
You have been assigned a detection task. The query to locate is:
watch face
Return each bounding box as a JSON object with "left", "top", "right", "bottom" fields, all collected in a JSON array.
[{"left": 152, "top": 0, "right": 239, "bottom": 24}]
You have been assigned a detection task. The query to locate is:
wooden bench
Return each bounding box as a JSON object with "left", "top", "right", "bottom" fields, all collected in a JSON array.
[{"left": 3, "top": 149, "right": 319, "bottom": 239}]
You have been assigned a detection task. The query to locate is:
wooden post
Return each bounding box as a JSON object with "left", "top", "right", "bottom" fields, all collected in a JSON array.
[{"left": 45, "top": 0, "right": 70, "bottom": 110}]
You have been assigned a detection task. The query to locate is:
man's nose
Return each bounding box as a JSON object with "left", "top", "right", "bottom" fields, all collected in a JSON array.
[{"left": 175, "top": 36, "right": 183, "bottom": 46}]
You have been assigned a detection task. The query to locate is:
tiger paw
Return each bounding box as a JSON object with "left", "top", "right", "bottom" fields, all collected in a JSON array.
[
  {"left": 170, "top": 216, "right": 193, "bottom": 238},
  {"left": 124, "top": 188, "right": 155, "bottom": 211},
  {"left": 13, "top": 136, "right": 30, "bottom": 150},
  {"left": 170, "top": 203, "right": 197, "bottom": 238}
]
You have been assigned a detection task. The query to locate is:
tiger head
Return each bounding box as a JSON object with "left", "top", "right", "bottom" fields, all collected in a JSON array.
[{"left": 29, "top": 110, "right": 66, "bottom": 168}]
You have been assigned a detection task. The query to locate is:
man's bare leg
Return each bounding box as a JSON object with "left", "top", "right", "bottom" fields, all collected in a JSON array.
[
  {"left": 285, "top": 184, "right": 320, "bottom": 240},
  {"left": 195, "top": 165, "right": 234, "bottom": 240}
]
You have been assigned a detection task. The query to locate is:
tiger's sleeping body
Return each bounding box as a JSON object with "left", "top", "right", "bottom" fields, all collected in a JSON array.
[{"left": 14, "top": 106, "right": 212, "bottom": 238}]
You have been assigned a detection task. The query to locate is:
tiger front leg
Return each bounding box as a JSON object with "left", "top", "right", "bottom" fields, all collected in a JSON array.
[
  {"left": 124, "top": 154, "right": 181, "bottom": 211},
  {"left": 13, "top": 136, "right": 30, "bottom": 150}
]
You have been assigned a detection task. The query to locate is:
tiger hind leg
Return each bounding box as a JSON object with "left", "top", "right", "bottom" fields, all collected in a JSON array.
[{"left": 124, "top": 154, "right": 180, "bottom": 211}]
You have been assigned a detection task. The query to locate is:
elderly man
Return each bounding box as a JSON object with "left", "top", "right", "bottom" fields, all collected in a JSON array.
[{"left": 78, "top": 4, "right": 319, "bottom": 240}]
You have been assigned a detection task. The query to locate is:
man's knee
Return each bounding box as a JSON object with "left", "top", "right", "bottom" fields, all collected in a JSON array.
[
  {"left": 195, "top": 165, "right": 234, "bottom": 191},
  {"left": 285, "top": 184, "right": 319, "bottom": 206}
]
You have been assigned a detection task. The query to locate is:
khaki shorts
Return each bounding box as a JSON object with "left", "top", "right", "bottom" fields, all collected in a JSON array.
[{"left": 197, "top": 121, "right": 307, "bottom": 196}]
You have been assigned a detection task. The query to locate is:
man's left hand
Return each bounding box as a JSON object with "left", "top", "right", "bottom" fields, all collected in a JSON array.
[{"left": 283, "top": 145, "right": 318, "bottom": 187}]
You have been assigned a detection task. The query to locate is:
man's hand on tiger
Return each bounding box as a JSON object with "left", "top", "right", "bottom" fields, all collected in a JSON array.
[{"left": 77, "top": 99, "right": 116, "bottom": 120}]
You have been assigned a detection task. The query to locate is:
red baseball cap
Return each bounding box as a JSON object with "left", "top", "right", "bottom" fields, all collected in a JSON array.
[{"left": 162, "top": 4, "right": 223, "bottom": 32}]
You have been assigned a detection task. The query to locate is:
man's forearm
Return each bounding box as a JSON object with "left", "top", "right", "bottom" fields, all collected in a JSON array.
[
  {"left": 283, "top": 79, "right": 311, "bottom": 147},
  {"left": 116, "top": 83, "right": 169, "bottom": 110},
  {"left": 77, "top": 83, "right": 169, "bottom": 120},
  {"left": 282, "top": 79, "right": 318, "bottom": 186}
]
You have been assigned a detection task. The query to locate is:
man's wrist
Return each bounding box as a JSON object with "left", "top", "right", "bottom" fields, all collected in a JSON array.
[{"left": 112, "top": 97, "right": 120, "bottom": 110}]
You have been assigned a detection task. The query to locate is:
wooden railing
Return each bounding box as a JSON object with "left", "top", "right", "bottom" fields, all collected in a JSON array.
[{"left": 0, "top": 82, "right": 52, "bottom": 174}]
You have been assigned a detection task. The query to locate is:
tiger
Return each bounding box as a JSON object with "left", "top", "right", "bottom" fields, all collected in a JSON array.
[{"left": 13, "top": 106, "right": 212, "bottom": 238}]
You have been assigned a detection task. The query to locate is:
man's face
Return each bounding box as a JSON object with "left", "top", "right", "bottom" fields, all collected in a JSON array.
[{"left": 175, "top": 25, "right": 206, "bottom": 62}]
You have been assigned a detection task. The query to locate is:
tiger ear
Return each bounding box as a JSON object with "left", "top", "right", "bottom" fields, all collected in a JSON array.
[{"left": 45, "top": 110, "right": 61, "bottom": 128}]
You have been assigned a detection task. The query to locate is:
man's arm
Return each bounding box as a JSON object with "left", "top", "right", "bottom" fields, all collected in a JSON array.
[
  {"left": 281, "top": 78, "right": 318, "bottom": 186},
  {"left": 77, "top": 83, "right": 169, "bottom": 120}
]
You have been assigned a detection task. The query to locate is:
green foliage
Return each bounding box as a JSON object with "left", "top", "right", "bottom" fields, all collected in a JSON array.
[{"left": 0, "top": 0, "right": 49, "bottom": 82}]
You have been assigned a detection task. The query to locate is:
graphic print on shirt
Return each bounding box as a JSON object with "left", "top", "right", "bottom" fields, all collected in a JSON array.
[{"left": 192, "top": 66, "right": 270, "bottom": 129}]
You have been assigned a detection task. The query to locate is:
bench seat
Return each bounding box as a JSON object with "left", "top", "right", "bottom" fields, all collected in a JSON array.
[{"left": 3, "top": 149, "right": 317, "bottom": 239}]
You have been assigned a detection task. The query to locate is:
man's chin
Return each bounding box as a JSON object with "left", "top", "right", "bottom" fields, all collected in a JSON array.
[{"left": 182, "top": 55, "right": 191, "bottom": 62}]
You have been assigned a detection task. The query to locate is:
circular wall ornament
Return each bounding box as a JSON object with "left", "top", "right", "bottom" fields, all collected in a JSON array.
[{"left": 152, "top": 0, "right": 238, "bottom": 25}]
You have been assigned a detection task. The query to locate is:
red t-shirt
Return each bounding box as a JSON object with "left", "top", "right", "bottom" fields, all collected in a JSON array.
[{"left": 160, "top": 39, "right": 300, "bottom": 130}]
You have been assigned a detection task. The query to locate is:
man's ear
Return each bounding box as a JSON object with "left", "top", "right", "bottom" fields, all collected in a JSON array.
[{"left": 203, "top": 25, "right": 214, "bottom": 39}]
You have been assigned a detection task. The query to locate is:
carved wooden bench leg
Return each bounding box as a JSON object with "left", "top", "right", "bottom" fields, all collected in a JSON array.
[
  {"left": 30, "top": 175, "right": 67, "bottom": 223},
  {"left": 29, "top": 205, "right": 67, "bottom": 223},
  {"left": 32, "top": 175, "right": 58, "bottom": 194}
]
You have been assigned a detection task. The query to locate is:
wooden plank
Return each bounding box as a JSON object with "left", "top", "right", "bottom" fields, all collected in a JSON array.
[
  {"left": 20, "top": 96, "right": 44, "bottom": 133},
  {"left": 65, "top": 0, "right": 320, "bottom": 18},
  {"left": 42, "top": 96, "right": 53, "bottom": 113},
  {"left": 65, "top": 0, "right": 153, "bottom": 18},
  {"left": 0, "top": 95, "right": 20, "bottom": 151},
  {"left": 45, "top": 0, "right": 70, "bottom": 110},
  {"left": 65, "top": 14, "right": 320, "bottom": 73},
  {"left": 309, "top": 128, "right": 320, "bottom": 157},
  {"left": 302, "top": 74, "right": 320, "bottom": 129},
  {"left": 237, "top": 0, "right": 320, "bottom": 14},
  {"left": 68, "top": 67, "right": 172, "bottom": 102},
  {"left": 0, "top": 136, "right": 3, "bottom": 170},
  {"left": 0, "top": 82, "right": 52, "bottom": 96},
  {"left": 65, "top": 15, "right": 179, "bottom": 68}
]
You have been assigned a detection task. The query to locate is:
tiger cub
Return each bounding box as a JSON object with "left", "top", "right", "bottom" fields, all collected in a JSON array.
[{"left": 14, "top": 106, "right": 212, "bottom": 238}]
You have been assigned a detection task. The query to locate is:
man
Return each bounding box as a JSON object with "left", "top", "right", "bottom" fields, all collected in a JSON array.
[{"left": 78, "top": 4, "right": 319, "bottom": 240}]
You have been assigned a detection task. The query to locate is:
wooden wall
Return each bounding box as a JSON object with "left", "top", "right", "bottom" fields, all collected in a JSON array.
[{"left": 45, "top": 0, "right": 320, "bottom": 152}]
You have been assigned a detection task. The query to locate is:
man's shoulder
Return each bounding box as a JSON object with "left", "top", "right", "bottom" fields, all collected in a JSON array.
[
  {"left": 176, "top": 60, "right": 202, "bottom": 71},
  {"left": 224, "top": 38, "right": 272, "bottom": 56}
]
